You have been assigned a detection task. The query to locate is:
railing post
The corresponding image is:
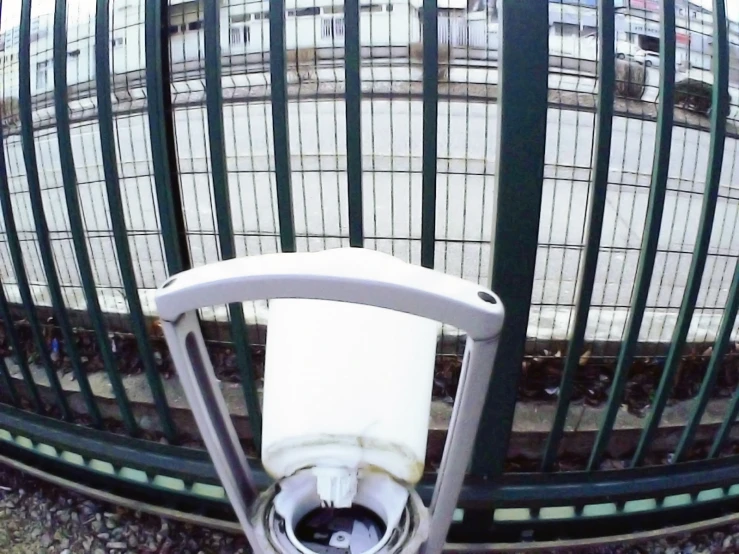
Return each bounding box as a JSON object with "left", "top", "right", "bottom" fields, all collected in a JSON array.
[
  {"left": 96, "top": 0, "right": 176, "bottom": 439},
  {"left": 421, "top": 0, "right": 438, "bottom": 269},
  {"left": 0, "top": 176, "right": 43, "bottom": 415},
  {"left": 631, "top": 0, "right": 729, "bottom": 467},
  {"left": 344, "top": 0, "right": 364, "bottom": 248},
  {"left": 587, "top": 0, "right": 676, "bottom": 471},
  {"left": 52, "top": 0, "right": 135, "bottom": 431},
  {"left": 541, "top": 0, "right": 615, "bottom": 471},
  {"left": 204, "top": 0, "right": 263, "bottom": 449},
  {"left": 0, "top": 292, "right": 20, "bottom": 407},
  {"left": 469, "top": 0, "right": 549, "bottom": 479},
  {"left": 15, "top": 0, "right": 95, "bottom": 423},
  {"left": 146, "top": 0, "right": 191, "bottom": 276},
  {"left": 269, "top": 0, "right": 297, "bottom": 253}
]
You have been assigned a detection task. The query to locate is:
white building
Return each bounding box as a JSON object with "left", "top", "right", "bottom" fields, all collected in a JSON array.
[
  {"left": 0, "top": 0, "right": 457, "bottom": 100},
  {"left": 548, "top": 0, "right": 739, "bottom": 73}
]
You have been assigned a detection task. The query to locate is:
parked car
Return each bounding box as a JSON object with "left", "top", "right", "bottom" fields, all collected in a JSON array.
[
  {"left": 616, "top": 40, "right": 640, "bottom": 60},
  {"left": 634, "top": 49, "right": 660, "bottom": 67},
  {"left": 634, "top": 49, "right": 690, "bottom": 70}
]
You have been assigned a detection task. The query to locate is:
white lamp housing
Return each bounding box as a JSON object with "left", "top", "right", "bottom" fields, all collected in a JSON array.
[{"left": 155, "top": 248, "right": 504, "bottom": 554}]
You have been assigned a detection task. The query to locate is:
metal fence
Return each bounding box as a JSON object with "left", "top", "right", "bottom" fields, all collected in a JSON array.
[{"left": 3, "top": 0, "right": 739, "bottom": 546}]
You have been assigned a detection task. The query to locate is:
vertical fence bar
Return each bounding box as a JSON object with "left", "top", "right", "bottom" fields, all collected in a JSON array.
[
  {"left": 710, "top": 350, "right": 739, "bottom": 456},
  {"left": 204, "top": 0, "right": 263, "bottom": 450},
  {"left": 587, "top": 0, "right": 675, "bottom": 471},
  {"left": 712, "top": 402, "right": 739, "bottom": 458},
  {"left": 540, "top": 0, "right": 615, "bottom": 471},
  {"left": 0, "top": 0, "right": 43, "bottom": 415},
  {"left": 53, "top": 0, "right": 135, "bottom": 431},
  {"left": 96, "top": 0, "right": 178, "bottom": 438},
  {"left": 678, "top": 259, "right": 739, "bottom": 460},
  {"left": 146, "top": 0, "right": 190, "bottom": 275},
  {"left": 469, "top": 0, "right": 549, "bottom": 478},
  {"left": 0, "top": 284, "right": 40, "bottom": 411},
  {"left": 18, "top": 0, "right": 88, "bottom": 423},
  {"left": 344, "top": 0, "right": 363, "bottom": 248},
  {"left": 0, "top": 280, "right": 20, "bottom": 406},
  {"left": 0, "top": 349, "right": 18, "bottom": 406},
  {"left": 631, "top": 0, "right": 728, "bottom": 468},
  {"left": 269, "top": 0, "right": 296, "bottom": 253},
  {"left": 420, "top": 0, "right": 438, "bottom": 269}
]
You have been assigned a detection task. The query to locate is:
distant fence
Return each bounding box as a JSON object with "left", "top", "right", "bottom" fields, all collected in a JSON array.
[
  {"left": 4, "top": 0, "right": 739, "bottom": 547},
  {"left": 437, "top": 14, "right": 488, "bottom": 47}
]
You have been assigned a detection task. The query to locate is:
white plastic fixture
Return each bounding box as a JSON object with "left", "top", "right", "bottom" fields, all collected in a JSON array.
[
  {"left": 155, "top": 248, "right": 504, "bottom": 554},
  {"left": 272, "top": 469, "right": 411, "bottom": 554},
  {"left": 262, "top": 296, "right": 440, "bottom": 497}
]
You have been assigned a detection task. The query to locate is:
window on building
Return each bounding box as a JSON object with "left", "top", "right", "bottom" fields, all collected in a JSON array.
[
  {"left": 230, "top": 26, "right": 251, "bottom": 45},
  {"left": 288, "top": 7, "right": 321, "bottom": 16},
  {"left": 169, "top": 2, "right": 204, "bottom": 35},
  {"left": 111, "top": 36, "right": 125, "bottom": 47},
  {"left": 579, "top": 25, "right": 597, "bottom": 37},
  {"left": 321, "top": 17, "right": 345, "bottom": 39},
  {"left": 231, "top": 13, "right": 251, "bottom": 23},
  {"left": 67, "top": 48, "right": 81, "bottom": 57},
  {"left": 36, "top": 60, "right": 49, "bottom": 89},
  {"left": 638, "top": 33, "right": 659, "bottom": 53},
  {"left": 360, "top": 4, "right": 383, "bottom": 13},
  {"left": 551, "top": 22, "right": 579, "bottom": 37}
]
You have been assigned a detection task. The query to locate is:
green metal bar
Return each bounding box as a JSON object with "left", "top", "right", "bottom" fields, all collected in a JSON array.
[
  {"left": 632, "top": 0, "right": 729, "bottom": 468},
  {"left": 0, "top": 2, "right": 42, "bottom": 415},
  {"left": 344, "top": 0, "right": 363, "bottom": 248},
  {"left": 269, "top": 0, "right": 296, "bottom": 253},
  {"left": 0, "top": 298, "right": 19, "bottom": 406},
  {"left": 677, "top": 259, "right": 739, "bottom": 461},
  {"left": 145, "top": 0, "right": 190, "bottom": 276},
  {"left": 6, "top": 395, "right": 739, "bottom": 510},
  {"left": 540, "top": 0, "right": 615, "bottom": 471},
  {"left": 204, "top": 0, "right": 263, "bottom": 450},
  {"left": 0, "top": 353, "right": 18, "bottom": 406},
  {"left": 0, "top": 208, "right": 42, "bottom": 412},
  {"left": 18, "top": 0, "right": 89, "bottom": 423},
  {"left": 420, "top": 0, "right": 438, "bottom": 269},
  {"left": 96, "top": 0, "right": 176, "bottom": 438},
  {"left": 711, "top": 372, "right": 739, "bottom": 457},
  {"left": 143, "top": 0, "right": 189, "bottom": 439},
  {"left": 469, "top": 0, "right": 549, "bottom": 478},
  {"left": 53, "top": 0, "right": 136, "bottom": 429},
  {"left": 587, "top": 0, "right": 676, "bottom": 471}
]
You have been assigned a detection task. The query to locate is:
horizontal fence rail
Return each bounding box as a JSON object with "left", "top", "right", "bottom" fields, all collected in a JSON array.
[{"left": 1, "top": 0, "right": 739, "bottom": 547}]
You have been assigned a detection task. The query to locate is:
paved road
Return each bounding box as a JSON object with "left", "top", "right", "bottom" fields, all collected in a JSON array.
[{"left": 1, "top": 98, "right": 737, "bottom": 342}]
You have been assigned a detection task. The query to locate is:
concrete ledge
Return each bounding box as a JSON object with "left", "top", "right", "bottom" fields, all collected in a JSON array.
[{"left": 5, "top": 358, "right": 739, "bottom": 466}]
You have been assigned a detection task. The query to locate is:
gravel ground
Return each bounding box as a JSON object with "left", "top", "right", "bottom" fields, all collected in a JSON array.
[
  {"left": 0, "top": 465, "right": 250, "bottom": 554},
  {"left": 2, "top": 462, "right": 739, "bottom": 554}
]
